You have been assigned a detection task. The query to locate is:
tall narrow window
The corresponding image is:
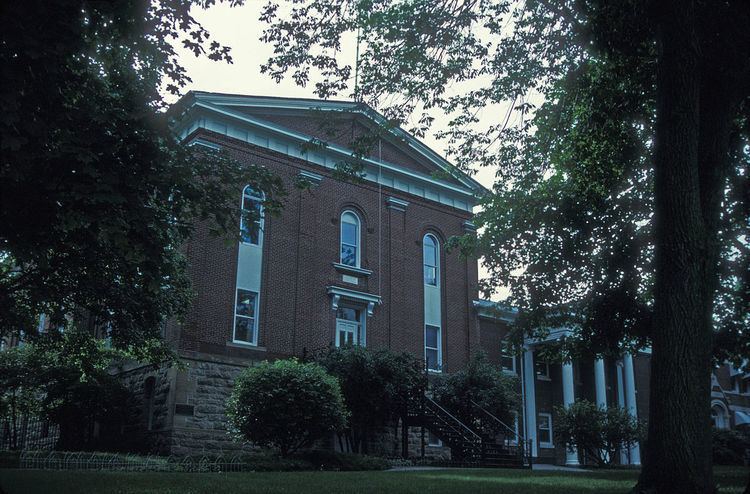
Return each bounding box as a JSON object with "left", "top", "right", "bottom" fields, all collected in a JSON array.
[
  {"left": 423, "top": 233, "right": 442, "bottom": 372},
  {"left": 240, "top": 186, "right": 264, "bottom": 245},
  {"left": 423, "top": 234, "right": 438, "bottom": 286},
  {"left": 234, "top": 288, "right": 258, "bottom": 344},
  {"left": 340, "top": 211, "right": 361, "bottom": 267}
]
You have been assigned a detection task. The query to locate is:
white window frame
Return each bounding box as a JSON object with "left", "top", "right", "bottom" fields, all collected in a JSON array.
[
  {"left": 423, "top": 234, "right": 439, "bottom": 286},
  {"left": 240, "top": 185, "right": 264, "bottom": 246},
  {"left": 340, "top": 210, "right": 361, "bottom": 268},
  {"left": 425, "top": 324, "right": 442, "bottom": 373},
  {"left": 233, "top": 288, "right": 259, "bottom": 346},
  {"left": 711, "top": 401, "right": 730, "bottom": 429},
  {"left": 538, "top": 413, "right": 554, "bottom": 448},
  {"left": 427, "top": 430, "right": 443, "bottom": 447},
  {"left": 500, "top": 347, "right": 517, "bottom": 375},
  {"left": 335, "top": 306, "right": 366, "bottom": 347},
  {"left": 536, "top": 359, "right": 551, "bottom": 381}
]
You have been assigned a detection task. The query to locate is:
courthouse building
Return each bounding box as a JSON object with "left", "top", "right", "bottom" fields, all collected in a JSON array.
[{"left": 121, "top": 91, "right": 654, "bottom": 465}]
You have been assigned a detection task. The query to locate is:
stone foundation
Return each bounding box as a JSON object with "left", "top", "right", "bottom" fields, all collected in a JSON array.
[{"left": 120, "top": 355, "right": 453, "bottom": 459}]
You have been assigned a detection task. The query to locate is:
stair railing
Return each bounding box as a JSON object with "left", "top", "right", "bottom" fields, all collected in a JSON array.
[
  {"left": 470, "top": 400, "right": 532, "bottom": 467},
  {"left": 423, "top": 396, "right": 481, "bottom": 459}
]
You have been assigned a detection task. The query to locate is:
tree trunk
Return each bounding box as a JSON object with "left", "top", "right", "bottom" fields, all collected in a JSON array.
[
  {"left": 637, "top": 1, "right": 712, "bottom": 492},
  {"left": 638, "top": 1, "right": 747, "bottom": 492}
]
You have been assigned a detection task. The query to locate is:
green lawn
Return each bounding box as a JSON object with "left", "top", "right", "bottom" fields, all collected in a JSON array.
[{"left": 0, "top": 467, "right": 746, "bottom": 494}]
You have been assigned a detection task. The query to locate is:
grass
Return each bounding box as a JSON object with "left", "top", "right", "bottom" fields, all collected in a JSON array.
[{"left": 0, "top": 466, "right": 746, "bottom": 494}]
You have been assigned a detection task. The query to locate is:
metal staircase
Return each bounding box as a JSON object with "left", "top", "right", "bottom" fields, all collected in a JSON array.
[{"left": 407, "top": 394, "right": 532, "bottom": 468}]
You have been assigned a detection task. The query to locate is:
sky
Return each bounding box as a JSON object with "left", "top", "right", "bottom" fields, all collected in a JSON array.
[{"left": 173, "top": 2, "right": 511, "bottom": 299}]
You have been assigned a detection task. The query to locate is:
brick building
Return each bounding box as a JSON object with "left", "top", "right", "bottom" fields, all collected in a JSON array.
[{"left": 122, "top": 91, "right": 654, "bottom": 464}]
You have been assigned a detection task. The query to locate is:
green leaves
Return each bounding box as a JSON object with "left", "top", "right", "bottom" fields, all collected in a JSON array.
[
  {"left": 554, "top": 399, "right": 643, "bottom": 467},
  {"left": 0, "top": 1, "right": 286, "bottom": 352},
  {"left": 226, "top": 359, "right": 349, "bottom": 456}
]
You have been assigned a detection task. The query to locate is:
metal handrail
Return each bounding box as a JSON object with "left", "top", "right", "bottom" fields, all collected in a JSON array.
[
  {"left": 425, "top": 396, "right": 481, "bottom": 442},
  {"left": 469, "top": 400, "right": 524, "bottom": 443}
]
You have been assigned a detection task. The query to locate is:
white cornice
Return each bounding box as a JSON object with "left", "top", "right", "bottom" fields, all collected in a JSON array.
[
  {"left": 190, "top": 92, "right": 487, "bottom": 195},
  {"left": 176, "top": 99, "right": 478, "bottom": 211}
]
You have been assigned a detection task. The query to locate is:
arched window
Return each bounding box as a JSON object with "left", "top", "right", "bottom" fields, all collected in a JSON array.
[
  {"left": 423, "top": 234, "right": 439, "bottom": 286},
  {"left": 711, "top": 401, "right": 729, "bottom": 429},
  {"left": 240, "top": 185, "right": 264, "bottom": 245},
  {"left": 340, "top": 211, "right": 361, "bottom": 267}
]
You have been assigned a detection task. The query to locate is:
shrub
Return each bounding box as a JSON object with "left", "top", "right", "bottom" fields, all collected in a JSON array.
[
  {"left": 432, "top": 352, "right": 519, "bottom": 434},
  {"left": 713, "top": 428, "right": 750, "bottom": 465},
  {"left": 226, "top": 359, "right": 348, "bottom": 456},
  {"left": 318, "top": 346, "right": 426, "bottom": 454},
  {"left": 554, "top": 399, "right": 643, "bottom": 467}
]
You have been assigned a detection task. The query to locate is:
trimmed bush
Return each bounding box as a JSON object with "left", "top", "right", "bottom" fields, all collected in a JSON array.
[
  {"left": 226, "top": 359, "right": 348, "bottom": 456},
  {"left": 554, "top": 400, "right": 643, "bottom": 467}
]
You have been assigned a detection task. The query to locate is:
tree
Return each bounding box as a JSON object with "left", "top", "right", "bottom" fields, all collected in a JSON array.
[
  {"left": 0, "top": 1, "right": 285, "bottom": 358},
  {"left": 258, "top": 1, "right": 749, "bottom": 491},
  {"left": 317, "top": 345, "right": 426, "bottom": 454},
  {"left": 226, "top": 359, "right": 348, "bottom": 456},
  {"left": 432, "top": 352, "right": 519, "bottom": 436},
  {"left": 0, "top": 327, "right": 137, "bottom": 451},
  {"left": 554, "top": 400, "right": 643, "bottom": 468}
]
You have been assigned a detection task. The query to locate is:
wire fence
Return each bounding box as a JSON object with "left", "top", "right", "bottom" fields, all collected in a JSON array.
[{"left": 18, "top": 450, "right": 252, "bottom": 472}]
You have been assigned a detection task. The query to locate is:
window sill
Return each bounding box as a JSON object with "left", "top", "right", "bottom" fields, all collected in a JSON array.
[
  {"left": 227, "top": 341, "right": 266, "bottom": 351},
  {"left": 428, "top": 369, "right": 443, "bottom": 374},
  {"left": 540, "top": 443, "right": 554, "bottom": 449},
  {"left": 333, "top": 262, "right": 373, "bottom": 277},
  {"left": 536, "top": 376, "right": 552, "bottom": 382}
]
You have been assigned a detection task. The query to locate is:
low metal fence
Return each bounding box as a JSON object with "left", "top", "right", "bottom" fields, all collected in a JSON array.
[{"left": 19, "top": 451, "right": 251, "bottom": 472}]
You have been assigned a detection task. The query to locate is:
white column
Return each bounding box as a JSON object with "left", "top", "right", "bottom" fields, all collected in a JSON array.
[
  {"left": 616, "top": 362, "right": 628, "bottom": 465},
  {"left": 623, "top": 353, "right": 641, "bottom": 465},
  {"left": 562, "top": 361, "right": 580, "bottom": 466},
  {"left": 523, "top": 347, "right": 538, "bottom": 457},
  {"left": 594, "top": 358, "right": 609, "bottom": 463},
  {"left": 594, "top": 359, "right": 607, "bottom": 408}
]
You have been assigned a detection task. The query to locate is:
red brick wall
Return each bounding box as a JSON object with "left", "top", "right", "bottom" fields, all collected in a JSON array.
[{"left": 177, "top": 128, "right": 479, "bottom": 371}]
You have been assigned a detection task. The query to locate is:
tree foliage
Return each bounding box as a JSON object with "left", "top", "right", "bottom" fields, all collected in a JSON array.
[
  {"left": 226, "top": 359, "right": 348, "bottom": 456},
  {"left": 258, "top": 2, "right": 749, "bottom": 491},
  {"left": 0, "top": 327, "right": 136, "bottom": 451},
  {"left": 432, "top": 352, "right": 519, "bottom": 434},
  {"left": 0, "top": 1, "right": 285, "bottom": 358},
  {"left": 554, "top": 400, "right": 643, "bottom": 468},
  {"left": 317, "top": 345, "right": 426, "bottom": 454}
]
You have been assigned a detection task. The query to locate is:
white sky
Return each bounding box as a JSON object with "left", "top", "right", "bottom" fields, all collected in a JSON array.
[{"left": 173, "top": 2, "right": 510, "bottom": 299}]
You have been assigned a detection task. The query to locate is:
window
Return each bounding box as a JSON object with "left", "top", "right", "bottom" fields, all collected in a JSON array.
[
  {"left": 538, "top": 413, "right": 553, "bottom": 448},
  {"left": 241, "top": 186, "right": 264, "bottom": 245},
  {"left": 501, "top": 347, "right": 516, "bottom": 374},
  {"left": 711, "top": 402, "right": 729, "bottom": 429},
  {"left": 340, "top": 211, "right": 361, "bottom": 267},
  {"left": 335, "top": 307, "right": 364, "bottom": 347},
  {"left": 425, "top": 324, "right": 441, "bottom": 372},
  {"left": 536, "top": 359, "right": 551, "bottom": 380},
  {"left": 234, "top": 289, "right": 258, "bottom": 344},
  {"left": 428, "top": 430, "right": 442, "bottom": 447},
  {"left": 423, "top": 234, "right": 439, "bottom": 286}
]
